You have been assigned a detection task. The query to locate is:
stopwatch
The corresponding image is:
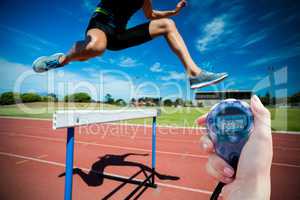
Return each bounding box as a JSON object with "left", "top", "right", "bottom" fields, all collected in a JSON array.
[
  {"left": 206, "top": 99, "right": 254, "bottom": 165},
  {"left": 207, "top": 99, "right": 254, "bottom": 200}
]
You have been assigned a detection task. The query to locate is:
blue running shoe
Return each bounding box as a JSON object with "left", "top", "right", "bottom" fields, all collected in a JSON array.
[
  {"left": 32, "top": 53, "right": 65, "bottom": 73},
  {"left": 189, "top": 70, "right": 228, "bottom": 89}
]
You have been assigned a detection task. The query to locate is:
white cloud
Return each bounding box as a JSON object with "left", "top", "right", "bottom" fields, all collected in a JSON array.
[
  {"left": 161, "top": 71, "right": 186, "bottom": 81},
  {"left": 0, "top": 58, "right": 188, "bottom": 102},
  {"left": 190, "top": 3, "right": 253, "bottom": 52},
  {"left": 242, "top": 34, "right": 267, "bottom": 48},
  {"left": 118, "top": 56, "right": 142, "bottom": 67},
  {"left": 241, "top": 29, "right": 268, "bottom": 48},
  {"left": 100, "top": 73, "right": 135, "bottom": 101},
  {"left": 56, "top": 8, "right": 85, "bottom": 23},
  {"left": 0, "top": 58, "right": 97, "bottom": 97},
  {"left": 150, "top": 62, "right": 163, "bottom": 72},
  {"left": 0, "top": 24, "right": 58, "bottom": 48},
  {"left": 196, "top": 17, "right": 226, "bottom": 52},
  {"left": 0, "top": 58, "right": 33, "bottom": 91},
  {"left": 96, "top": 57, "right": 109, "bottom": 64},
  {"left": 248, "top": 46, "right": 300, "bottom": 67},
  {"left": 97, "top": 56, "right": 141, "bottom": 67},
  {"left": 259, "top": 10, "right": 279, "bottom": 21},
  {"left": 0, "top": 58, "right": 139, "bottom": 101},
  {"left": 82, "top": 67, "right": 96, "bottom": 73},
  {"left": 250, "top": 75, "right": 264, "bottom": 81},
  {"left": 82, "top": 0, "right": 96, "bottom": 12}
]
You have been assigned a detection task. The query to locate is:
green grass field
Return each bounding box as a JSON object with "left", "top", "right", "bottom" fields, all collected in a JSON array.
[{"left": 0, "top": 102, "right": 299, "bottom": 131}]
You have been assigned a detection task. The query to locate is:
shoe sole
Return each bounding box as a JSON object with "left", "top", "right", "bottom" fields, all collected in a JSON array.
[{"left": 190, "top": 74, "right": 229, "bottom": 89}]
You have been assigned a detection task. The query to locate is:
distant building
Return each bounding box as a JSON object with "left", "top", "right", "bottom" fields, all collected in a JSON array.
[{"left": 195, "top": 90, "right": 252, "bottom": 107}]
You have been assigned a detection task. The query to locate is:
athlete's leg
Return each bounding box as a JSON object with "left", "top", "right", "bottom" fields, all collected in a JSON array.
[
  {"left": 149, "top": 18, "right": 201, "bottom": 77},
  {"left": 60, "top": 29, "right": 107, "bottom": 66},
  {"left": 32, "top": 29, "right": 107, "bottom": 73},
  {"left": 108, "top": 19, "right": 228, "bottom": 89}
]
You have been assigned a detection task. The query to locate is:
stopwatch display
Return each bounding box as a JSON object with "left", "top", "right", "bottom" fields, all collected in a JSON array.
[{"left": 216, "top": 114, "right": 247, "bottom": 133}]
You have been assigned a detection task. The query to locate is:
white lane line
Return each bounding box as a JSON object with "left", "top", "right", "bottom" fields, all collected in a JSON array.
[
  {"left": 37, "top": 154, "right": 48, "bottom": 159},
  {"left": 16, "top": 159, "right": 29, "bottom": 165},
  {"left": 0, "top": 116, "right": 50, "bottom": 121},
  {"left": 0, "top": 151, "right": 212, "bottom": 195},
  {"left": 272, "top": 131, "right": 300, "bottom": 135},
  {"left": 274, "top": 146, "right": 300, "bottom": 151},
  {"left": 0, "top": 132, "right": 207, "bottom": 159},
  {"left": 16, "top": 154, "right": 48, "bottom": 165},
  {"left": 272, "top": 162, "right": 300, "bottom": 168},
  {"left": 82, "top": 142, "right": 89, "bottom": 147},
  {"left": 7, "top": 127, "right": 300, "bottom": 147},
  {"left": 157, "top": 182, "right": 212, "bottom": 194},
  {"left": 1, "top": 133, "right": 300, "bottom": 168},
  {"left": 2, "top": 116, "right": 300, "bottom": 134},
  {"left": 1, "top": 152, "right": 65, "bottom": 167},
  {"left": 4, "top": 129, "right": 300, "bottom": 150},
  {"left": 0, "top": 127, "right": 203, "bottom": 144}
]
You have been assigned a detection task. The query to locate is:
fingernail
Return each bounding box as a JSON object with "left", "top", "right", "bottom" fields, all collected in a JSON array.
[
  {"left": 223, "top": 167, "right": 234, "bottom": 177},
  {"left": 252, "top": 95, "right": 259, "bottom": 102},
  {"left": 224, "top": 177, "right": 233, "bottom": 183},
  {"left": 203, "top": 143, "right": 208, "bottom": 150}
]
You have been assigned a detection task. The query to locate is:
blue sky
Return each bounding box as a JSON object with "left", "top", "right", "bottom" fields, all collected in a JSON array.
[{"left": 0, "top": 0, "right": 299, "bottom": 101}]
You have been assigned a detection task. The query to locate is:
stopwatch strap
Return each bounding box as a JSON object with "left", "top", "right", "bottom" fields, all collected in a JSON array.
[
  {"left": 210, "top": 182, "right": 225, "bottom": 200},
  {"left": 210, "top": 156, "right": 239, "bottom": 200}
]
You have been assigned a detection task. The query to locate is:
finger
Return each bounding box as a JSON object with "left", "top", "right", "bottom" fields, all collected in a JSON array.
[
  {"left": 250, "top": 95, "right": 272, "bottom": 135},
  {"left": 196, "top": 113, "right": 207, "bottom": 126},
  {"left": 199, "top": 127, "right": 207, "bottom": 135},
  {"left": 251, "top": 95, "right": 271, "bottom": 120},
  {"left": 206, "top": 160, "right": 234, "bottom": 184},
  {"left": 200, "top": 135, "right": 214, "bottom": 153},
  {"left": 208, "top": 154, "right": 235, "bottom": 178}
]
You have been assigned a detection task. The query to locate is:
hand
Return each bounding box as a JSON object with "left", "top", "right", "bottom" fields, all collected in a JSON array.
[
  {"left": 175, "top": 0, "right": 187, "bottom": 14},
  {"left": 197, "top": 95, "right": 273, "bottom": 199}
]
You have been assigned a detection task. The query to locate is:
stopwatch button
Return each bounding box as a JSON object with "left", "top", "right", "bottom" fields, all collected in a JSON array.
[
  {"left": 228, "top": 136, "right": 240, "bottom": 143},
  {"left": 218, "top": 146, "right": 226, "bottom": 155}
]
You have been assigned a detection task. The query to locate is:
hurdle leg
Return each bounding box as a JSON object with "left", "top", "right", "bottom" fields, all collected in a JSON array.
[
  {"left": 151, "top": 117, "right": 157, "bottom": 186},
  {"left": 65, "top": 127, "right": 75, "bottom": 200}
]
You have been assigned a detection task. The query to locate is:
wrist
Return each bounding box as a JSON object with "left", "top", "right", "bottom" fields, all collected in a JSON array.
[{"left": 224, "top": 176, "right": 270, "bottom": 200}]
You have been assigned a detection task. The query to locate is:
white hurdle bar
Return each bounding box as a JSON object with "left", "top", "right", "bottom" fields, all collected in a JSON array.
[{"left": 53, "top": 109, "right": 159, "bottom": 200}]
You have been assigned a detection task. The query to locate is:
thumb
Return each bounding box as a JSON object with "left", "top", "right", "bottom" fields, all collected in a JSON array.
[
  {"left": 250, "top": 95, "right": 271, "bottom": 136},
  {"left": 235, "top": 95, "right": 273, "bottom": 178}
]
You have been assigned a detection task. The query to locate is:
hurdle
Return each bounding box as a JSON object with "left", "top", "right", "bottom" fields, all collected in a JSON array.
[{"left": 53, "top": 109, "right": 159, "bottom": 200}]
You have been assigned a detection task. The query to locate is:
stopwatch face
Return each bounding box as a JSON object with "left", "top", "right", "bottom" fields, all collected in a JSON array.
[
  {"left": 216, "top": 107, "right": 248, "bottom": 134},
  {"left": 207, "top": 99, "right": 253, "bottom": 143}
]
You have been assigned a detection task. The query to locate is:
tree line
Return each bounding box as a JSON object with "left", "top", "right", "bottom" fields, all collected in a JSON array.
[
  {"left": 0, "top": 92, "right": 189, "bottom": 107},
  {"left": 0, "top": 92, "right": 127, "bottom": 106},
  {"left": 0, "top": 92, "right": 58, "bottom": 105},
  {"left": 259, "top": 92, "right": 300, "bottom": 106},
  {"left": 1, "top": 91, "right": 300, "bottom": 106}
]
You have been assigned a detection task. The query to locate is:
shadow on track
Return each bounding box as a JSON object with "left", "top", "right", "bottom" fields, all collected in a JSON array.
[{"left": 58, "top": 153, "right": 180, "bottom": 199}]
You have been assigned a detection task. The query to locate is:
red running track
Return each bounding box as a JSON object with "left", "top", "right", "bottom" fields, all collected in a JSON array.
[{"left": 0, "top": 118, "right": 299, "bottom": 200}]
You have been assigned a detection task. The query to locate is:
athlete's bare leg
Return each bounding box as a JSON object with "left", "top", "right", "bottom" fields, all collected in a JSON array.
[
  {"left": 59, "top": 29, "right": 107, "bottom": 66},
  {"left": 149, "top": 18, "right": 201, "bottom": 77}
]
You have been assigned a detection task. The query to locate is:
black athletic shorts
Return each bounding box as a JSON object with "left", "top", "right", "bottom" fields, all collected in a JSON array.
[{"left": 86, "top": 13, "right": 153, "bottom": 51}]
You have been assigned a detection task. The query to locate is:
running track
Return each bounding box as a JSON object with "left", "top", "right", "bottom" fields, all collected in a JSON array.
[{"left": 0, "top": 118, "right": 299, "bottom": 200}]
